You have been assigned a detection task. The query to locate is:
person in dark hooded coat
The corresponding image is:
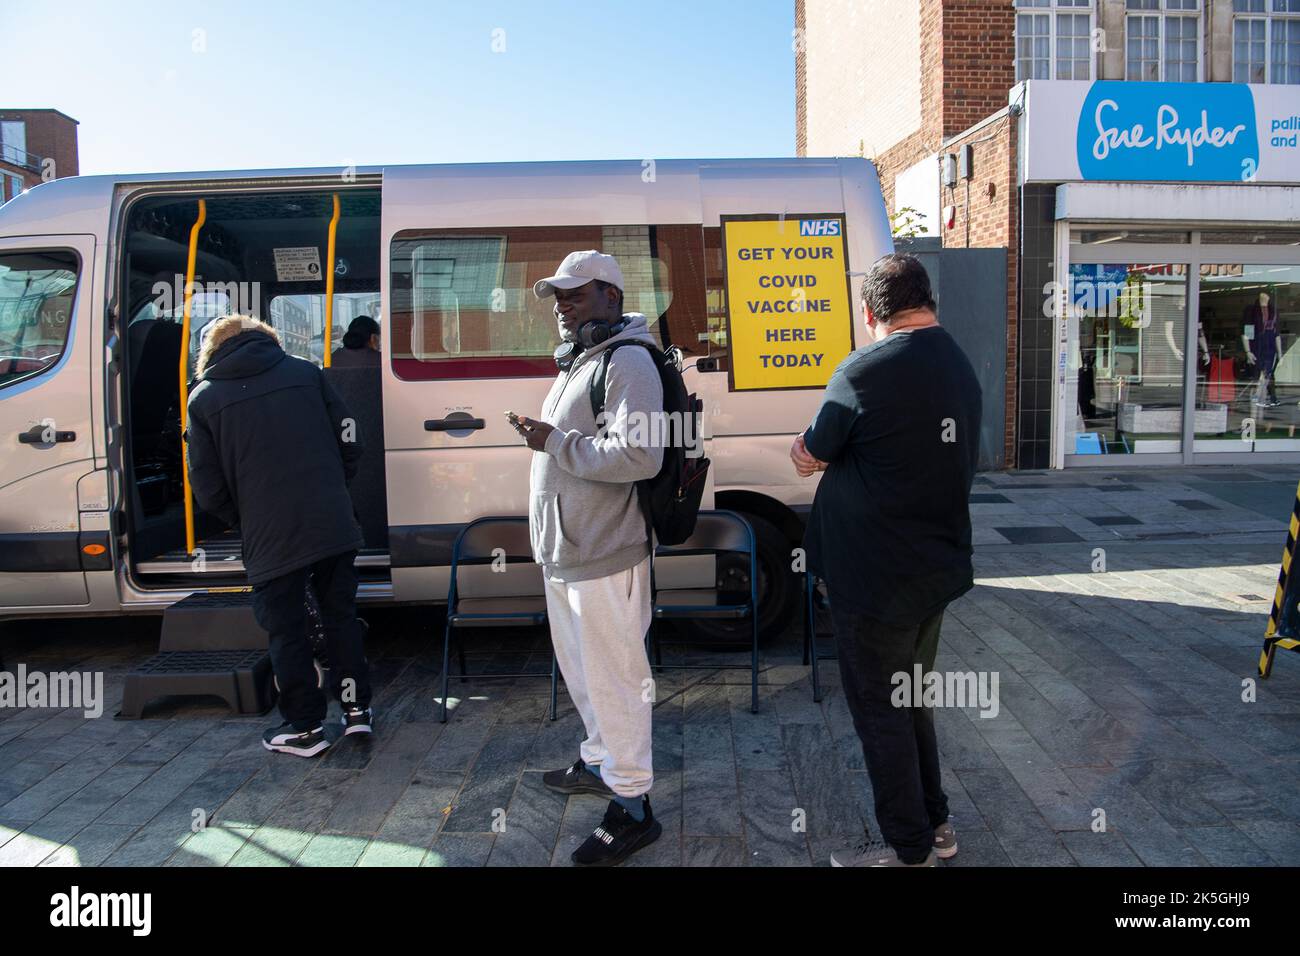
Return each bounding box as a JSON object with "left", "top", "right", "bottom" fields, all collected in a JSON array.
[
  {"left": 185, "top": 315, "right": 373, "bottom": 756},
  {"left": 329, "top": 314, "right": 381, "bottom": 368}
]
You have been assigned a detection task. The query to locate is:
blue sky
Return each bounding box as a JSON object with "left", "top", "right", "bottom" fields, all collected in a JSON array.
[{"left": 2, "top": 0, "right": 797, "bottom": 176}]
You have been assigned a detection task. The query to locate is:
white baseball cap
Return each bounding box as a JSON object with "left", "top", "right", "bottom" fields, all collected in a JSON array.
[{"left": 533, "top": 250, "right": 624, "bottom": 299}]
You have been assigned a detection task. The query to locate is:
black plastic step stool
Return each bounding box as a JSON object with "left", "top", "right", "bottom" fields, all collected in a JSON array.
[
  {"left": 120, "top": 649, "right": 273, "bottom": 718},
  {"left": 119, "top": 591, "right": 275, "bottom": 719}
]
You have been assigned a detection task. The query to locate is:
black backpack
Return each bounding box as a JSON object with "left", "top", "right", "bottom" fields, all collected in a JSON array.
[{"left": 589, "top": 341, "right": 710, "bottom": 546}]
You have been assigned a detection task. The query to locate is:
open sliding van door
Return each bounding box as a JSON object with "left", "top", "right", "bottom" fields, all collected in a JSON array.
[
  {"left": 0, "top": 234, "right": 101, "bottom": 611},
  {"left": 379, "top": 162, "right": 716, "bottom": 602}
]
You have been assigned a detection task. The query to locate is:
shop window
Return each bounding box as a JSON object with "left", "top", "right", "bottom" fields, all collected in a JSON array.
[
  {"left": 1196, "top": 264, "right": 1300, "bottom": 452},
  {"left": 1067, "top": 263, "right": 1188, "bottom": 456},
  {"left": 1200, "top": 229, "right": 1300, "bottom": 245},
  {"left": 1016, "top": 0, "right": 1094, "bottom": 82},
  {"left": 1071, "top": 229, "right": 1191, "bottom": 244}
]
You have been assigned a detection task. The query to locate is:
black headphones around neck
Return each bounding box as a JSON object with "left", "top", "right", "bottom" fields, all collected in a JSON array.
[{"left": 553, "top": 316, "right": 628, "bottom": 370}]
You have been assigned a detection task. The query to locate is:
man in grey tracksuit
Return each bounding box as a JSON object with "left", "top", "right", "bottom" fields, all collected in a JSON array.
[{"left": 510, "top": 250, "right": 664, "bottom": 866}]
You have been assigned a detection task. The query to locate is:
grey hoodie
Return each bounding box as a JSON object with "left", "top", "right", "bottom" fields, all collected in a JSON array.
[{"left": 530, "top": 313, "right": 664, "bottom": 583}]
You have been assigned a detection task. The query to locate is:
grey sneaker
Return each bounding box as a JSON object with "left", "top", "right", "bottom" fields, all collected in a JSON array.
[
  {"left": 830, "top": 838, "right": 937, "bottom": 867},
  {"left": 934, "top": 821, "right": 957, "bottom": 859}
]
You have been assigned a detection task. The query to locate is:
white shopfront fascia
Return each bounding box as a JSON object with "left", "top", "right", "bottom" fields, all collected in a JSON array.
[{"left": 1013, "top": 79, "right": 1300, "bottom": 468}]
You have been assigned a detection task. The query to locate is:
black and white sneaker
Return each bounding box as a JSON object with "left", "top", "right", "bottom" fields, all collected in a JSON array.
[
  {"left": 543, "top": 758, "right": 613, "bottom": 797},
  {"left": 341, "top": 706, "right": 373, "bottom": 736},
  {"left": 262, "top": 723, "right": 329, "bottom": 757},
  {"left": 571, "top": 797, "right": 662, "bottom": 867}
]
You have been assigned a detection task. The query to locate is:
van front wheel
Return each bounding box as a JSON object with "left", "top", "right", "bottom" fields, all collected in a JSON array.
[{"left": 682, "top": 512, "right": 798, "bottom": 646}]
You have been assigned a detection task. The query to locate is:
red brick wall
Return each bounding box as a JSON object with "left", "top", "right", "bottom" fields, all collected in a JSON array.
[
  {"left": 939, "top": 0, "right": 1016, "bottom": 140},
  {"left": 0, "top": 110, "right": 80, "bottom": 187}
]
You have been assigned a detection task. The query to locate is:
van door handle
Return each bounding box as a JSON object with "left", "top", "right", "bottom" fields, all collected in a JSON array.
[
  {"left": 424, "top": 416, "right": 485, "bottom": 431},
  {"left": 18, "top": 425, "right": 76, "bottom": 444}
]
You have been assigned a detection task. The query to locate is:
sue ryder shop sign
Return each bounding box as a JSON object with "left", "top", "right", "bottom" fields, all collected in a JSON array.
[{"left": 1019, "top": 80, "right": 1299, "bottom": 184}]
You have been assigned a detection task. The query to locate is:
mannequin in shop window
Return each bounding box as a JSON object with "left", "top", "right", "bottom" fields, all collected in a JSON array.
[{"left": 1243, "top": 288, "right": 1281, "bottom": 407}]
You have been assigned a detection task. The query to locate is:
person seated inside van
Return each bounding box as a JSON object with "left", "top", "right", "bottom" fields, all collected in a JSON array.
[{"left": 330, "top": 315, "right": 380, "bottom": 368}]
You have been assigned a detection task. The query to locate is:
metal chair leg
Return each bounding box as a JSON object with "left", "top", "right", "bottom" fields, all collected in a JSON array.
[
  {"left": 440, "top": 619, "right": 453, "bottom": 723},
  {"left": 549, "top": 652, "right": 559, "bottom": 721},
  {"left": 802, "top": 572, "right": 812, "bottom": 667},
  {"left": 457, "top": 632, "right": 467, "bottom": 683},
  {"left": 807, "top": 572, "right": 823, "bottom": 703},
  {"left": 750, "top": 606, "right": 759, "bottom": 715}
]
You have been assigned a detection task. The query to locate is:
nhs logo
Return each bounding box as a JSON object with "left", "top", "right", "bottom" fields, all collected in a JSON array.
[
  {"left": 799, "top": 219, "right": 841, "bottom": 237},
  {"left": 1076, "top": 81, "right": 1259, "bottom": 182}
]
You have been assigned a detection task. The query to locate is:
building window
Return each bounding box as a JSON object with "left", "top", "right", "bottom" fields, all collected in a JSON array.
[
  {"left": 1057, "top": 12, "right": 1093, "bottom": 78},
  {"left": 1016, "top": 0, "right": 1095, "bottom": 82},
  {"left": 0, "top": 121, "right": 27, "bottom": 168},
  {"left": 1126, "top": 1, "right": 1201, "bottom": 82},
  {"left": 1234, "top": 0, "right": 1300, "bottom": 84},
  {"left": 1236, "top": 14, "right": 1268, "bottom": 81},
  {"left": 2, "top": 174, "right": 23, "bottom": 205},
  {"left": 1276, "top": 13, "right": 1300, "bottom": 82}
]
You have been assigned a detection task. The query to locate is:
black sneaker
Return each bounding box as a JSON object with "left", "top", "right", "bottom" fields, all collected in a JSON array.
[
  {"left": 571, "top": 797, "right": 662, "bottom": 867},
  {"left": 341, "top": 706, "right": 373, "bottom": 736},
  {"left": 543, "top": 758, "right": 613, "bottom": 797},
  {"left": 262, "top": 723, "right": 329, "bottom": 757}
]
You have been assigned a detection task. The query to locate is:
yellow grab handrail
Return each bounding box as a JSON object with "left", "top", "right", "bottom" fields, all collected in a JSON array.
[
  {"left": 323, "top": 193, "right": 340, "bottom": 367},
  {"left": 179, "top": 199, "right": 206, "bottom": 557}
]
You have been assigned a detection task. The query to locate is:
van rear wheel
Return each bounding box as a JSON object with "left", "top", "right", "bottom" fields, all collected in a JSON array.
[{"left": 681, "top": 512, "right": 798, "bottom": 646}]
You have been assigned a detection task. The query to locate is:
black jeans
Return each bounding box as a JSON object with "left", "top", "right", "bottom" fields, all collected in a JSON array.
[
  {"left": 830, "top": 600, "right": 949, "bottom": 864},
  {"left": 251, "top": 549, "right": 371, "bottom": 731}
]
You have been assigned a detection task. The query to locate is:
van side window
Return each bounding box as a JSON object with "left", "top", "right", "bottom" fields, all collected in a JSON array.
[
  {"left": 389, "top": 224, "right": 710, "bottom": 380},
  {"left": 0, "top": 250, "right": 78, "bottom": 390},
  {"left": 269, "top": 293, "right": 382, "bottom": 364},
  {"left": 704, "top": 226, "right": 730, "bottom": 372}
]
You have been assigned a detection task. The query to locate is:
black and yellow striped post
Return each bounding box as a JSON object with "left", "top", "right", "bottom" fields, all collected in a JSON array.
[{"left": 1260, "top": 478, "right": 1300, "bottom": 678}]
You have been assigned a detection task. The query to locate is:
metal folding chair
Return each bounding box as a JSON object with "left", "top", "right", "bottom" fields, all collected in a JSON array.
[
  {"left": 802, "top": 571, "right": 838, "bottom": 702},
  {"left": 649, "top": 510, "right": 760, "bottom": 713},
  {"left": 440, "top": 516, "right": 558, "bottom": 723}
]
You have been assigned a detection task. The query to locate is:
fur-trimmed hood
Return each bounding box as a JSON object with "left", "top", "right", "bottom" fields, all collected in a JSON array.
[{"left": 195, "top": 315, "right": 282, "bottom": 379}]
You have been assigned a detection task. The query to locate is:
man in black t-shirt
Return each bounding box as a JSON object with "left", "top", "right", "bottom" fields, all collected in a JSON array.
[{"left": 792, "top": 253, "right": 982, "bottom": 867}]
